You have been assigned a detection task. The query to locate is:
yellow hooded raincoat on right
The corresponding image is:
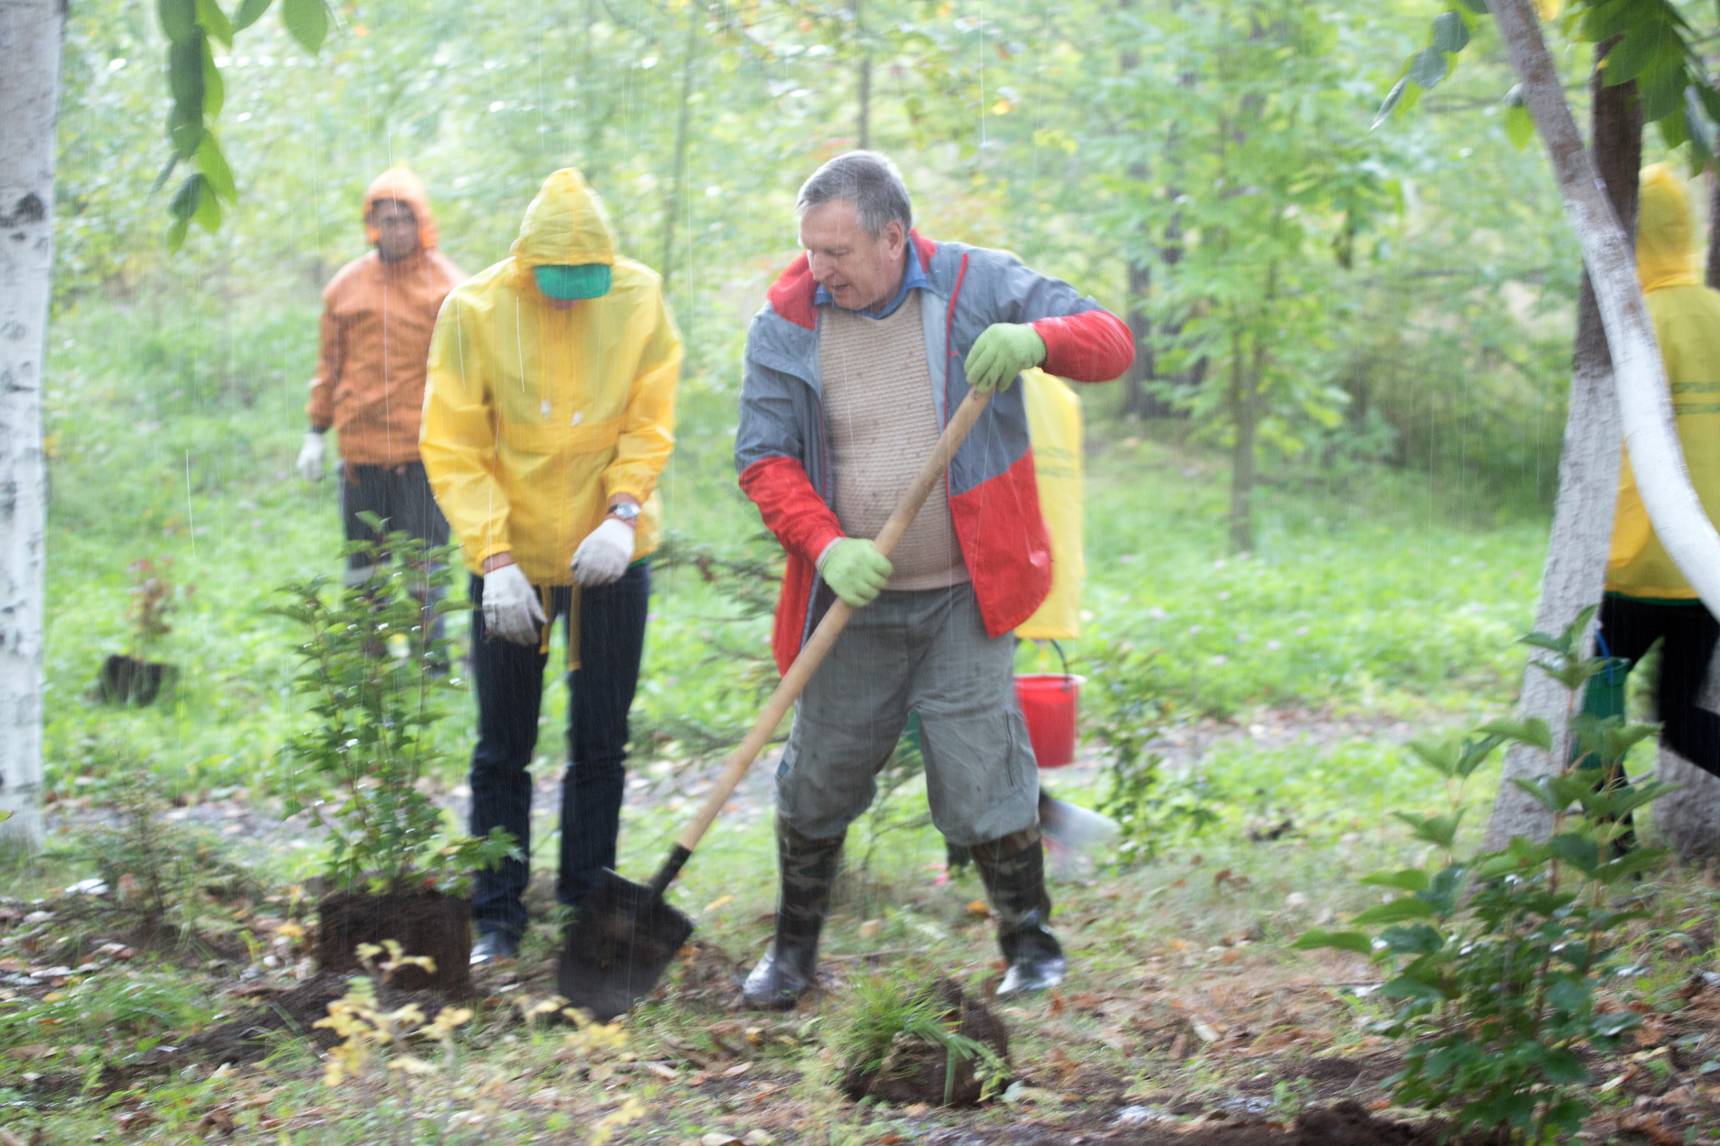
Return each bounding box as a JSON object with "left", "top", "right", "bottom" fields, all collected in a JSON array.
[
  {"left": 1606, "top": 165, "right": 1720, "bottom": 601},
  {"left": 421, "top": 170, "right": 682, "bottom": 587}
]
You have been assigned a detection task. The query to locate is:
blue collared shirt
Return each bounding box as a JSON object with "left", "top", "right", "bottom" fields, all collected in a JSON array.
[{"left": 815, "top": 242, "right": 930, "bottom": 319}]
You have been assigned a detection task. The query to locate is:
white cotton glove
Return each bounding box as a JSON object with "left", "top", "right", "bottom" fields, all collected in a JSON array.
[
  {"left": 296, "top": 431, "right": 326, "bottom": 482},
  {"left": 481, "top": 563, "right": 548, "bottom": 645},
  {"left": 572, "top": 519, "right": 635, "bottom": 587}
]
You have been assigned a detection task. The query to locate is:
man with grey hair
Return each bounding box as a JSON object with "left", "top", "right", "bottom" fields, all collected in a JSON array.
[{"left": 735, "top": 150, "right": 1134, "bottom": 1007}]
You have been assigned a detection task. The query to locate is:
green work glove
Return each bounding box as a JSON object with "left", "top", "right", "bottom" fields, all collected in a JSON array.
[
  {"left": 963, "top": 323, "right": 1046, "bottom": 393},
  {"left": 819, "top": 539, "right": 893, "bottom": 608}
]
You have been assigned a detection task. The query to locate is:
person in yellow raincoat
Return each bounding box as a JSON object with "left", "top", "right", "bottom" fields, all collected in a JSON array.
[
  {"left": 1584, "top": 163, "right": 1720, "bottom": 801},
  {"left": 420, "top": 169, "right": 682, "bottom": 963}
]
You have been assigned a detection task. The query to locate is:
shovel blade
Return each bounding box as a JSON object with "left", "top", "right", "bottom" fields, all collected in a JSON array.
[{"left": 557, "top": 868, "right": 695, "bottom": 1021}]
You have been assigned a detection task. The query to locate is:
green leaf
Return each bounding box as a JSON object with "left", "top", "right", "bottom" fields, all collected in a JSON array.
[
  {"left": 1392, "top": 810, "right": 1463, "bottom": 849},
  {"left": 1293, "top": 929, "right": 1374, "bottom": 955},
  {"left": 1408, "top": 738, "right": 1458, "bottom": 778},
  {"left": 169, "top": 173, "right": 204, "bottom": 222},
  {"left": 158, "top": 0, "right": 197, "bottom": 41},
  {"left": 167, "top": 101, "right": 203, "bottom": 159},
  {"left": 1432, "top": 11, "right": 1470, "bottom": 53},
  {"left": 1505, "top": 102, "right": 1535, "bottom": 150},
  {"left": 1353, "top": 897, "right": 1437, "bottom": 925},
  {"left": 1582, "top": 0, "right": 1663, "bottom": 45},
  {"left": 1409, "top": 47, "right": 1449, "bottom": 90},
  {"left": 196, "top": 133, "right": 237, "bottom": 203},
  {"left": 1478, "top": 717, "right": 1551, "bottom": 751},
  {"left": 1696, "top": 78, "right": 1720, "bottom": 127},
  {"left": 195, "top": 0, "right": 234, "bottom": 45},
  {"left": 1639, "top": 65, "right": 1689, "bottom": 122},
  {"left": 1374, "top": 77, "right": 1409, "bottom": 131},
  {"left": 1547, "top": 831, "right": 1600, "bottom": 874},
  {"left": 1377, "top": 923, "right": 1443, "bottom": 955},
  {"left": 168, "top": 35, "right": 205, "bottom": 109},
  {"left": 151, "top": 155, "right": 180, "bottom": 195},
  {"left": 167, "top": 215, "right": 191, "bottom": 252},
  {"left": 1360, "top": 868, "right": 1431, "bottom": 893},
  {"left": 1594, "top": 846, "right": 1667, "bottom": 883},
  {"left": 201, "top": 36, "right": 225, "bottom": 120},
  {"left": 1458, "top": 0, "right": 1488, "bottom": 11},
  {"left": 1380, "top": 973, "right": 1451, "bottom": 1003},
  {"left": 281, "top": 0, "right": 329, "bottom": 53},
  {"left": 1601, "top": 20, "right": 1680, "bottom": 87},
  {"left": 233, "top": 0, "right": 272, "bottom": 29}
]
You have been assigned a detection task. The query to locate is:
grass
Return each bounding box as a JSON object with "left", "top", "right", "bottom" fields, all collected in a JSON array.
[{"left": 14, "top": 294, "right": 1719, "bottom": 1142}]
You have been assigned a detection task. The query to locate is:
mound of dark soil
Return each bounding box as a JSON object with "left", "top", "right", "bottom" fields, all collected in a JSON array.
[
  {"left": 314, "top": 889, "right": 471, "bottom": 995},
  {"left": 841, "top": 980, "right": 1010, "bottom": 1108}
]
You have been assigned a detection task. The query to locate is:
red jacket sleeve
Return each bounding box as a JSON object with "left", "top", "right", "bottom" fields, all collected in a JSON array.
[
  {"left": 739, "top": 455, "right": 846, "bottom": 566},
  {"left": 1032, "top": 309, "right": 1135, "bottom": 382}
]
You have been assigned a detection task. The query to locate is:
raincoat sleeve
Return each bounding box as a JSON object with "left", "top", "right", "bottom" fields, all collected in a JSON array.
[
  {"left": 420, "top": 293, "right": 513, "bottom": 568},
  {"left": 981, "top": 252, "right": 1134, "bottom": 382},
  {"left": 603, "top": 288, "right": 682, "bottom": 505},
  {"left": 305, "top": 296, "right": 344, "bottom": 432},
  {"left": 736, "top": 319, "right": 845, "bottom": 565}
]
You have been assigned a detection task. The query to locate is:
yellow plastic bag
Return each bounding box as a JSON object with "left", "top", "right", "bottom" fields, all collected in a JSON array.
[{"left": 1017, "top": 369, "right": 1084, "bottom": 640}]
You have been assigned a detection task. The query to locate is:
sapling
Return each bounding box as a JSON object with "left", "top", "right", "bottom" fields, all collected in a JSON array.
[{"left": 1298, "top": 607, "right": 1670, "bottom": 1144}]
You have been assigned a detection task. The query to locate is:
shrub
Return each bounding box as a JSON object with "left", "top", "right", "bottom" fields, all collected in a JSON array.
[
  {"left": 275, "top": 526, "right": 510, "bottom": 894},
  {"left": 1298, "top": 609, "right": 1669, "bottom": 1143}
]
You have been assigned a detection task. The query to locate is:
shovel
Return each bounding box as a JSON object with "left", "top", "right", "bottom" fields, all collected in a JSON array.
[{"left": 559, "top": 390, "right": 995, "bottom": 1020}]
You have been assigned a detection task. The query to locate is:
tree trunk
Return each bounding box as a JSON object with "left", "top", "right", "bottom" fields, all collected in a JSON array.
[
  {"left": 1227, "top": 325, "right": 1255, "bottom": 554},
  {"left": 854, "top": 0, "right": 871, "bottom": 149},
  {"left": 658, "top": 7, "right": 701, "bottom": 292},
  {"left": 0, "top": 0, "right": 63, "bottom": 853},
  {"left": 1486, "top": 1, "right": 1720, "bottom": 844}
]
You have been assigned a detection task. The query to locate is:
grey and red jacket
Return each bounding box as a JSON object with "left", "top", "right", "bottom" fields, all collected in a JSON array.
[{"left": 737, "top": 232, "right": 1134, "bottom": 674}]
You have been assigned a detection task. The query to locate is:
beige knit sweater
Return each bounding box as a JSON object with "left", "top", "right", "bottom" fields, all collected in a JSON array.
[{"left": 819, "top": 302, "right": 968, "bottom": 590}]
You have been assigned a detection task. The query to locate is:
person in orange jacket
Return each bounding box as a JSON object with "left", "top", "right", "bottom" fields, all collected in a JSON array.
[{"left": 296, "top": 167, "right": 464, "bottom": 657}]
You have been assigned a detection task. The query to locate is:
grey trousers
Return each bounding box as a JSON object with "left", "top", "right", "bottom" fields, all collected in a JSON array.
[{"left": 775, "top": 582, "right": 1039, "bottom": 846}]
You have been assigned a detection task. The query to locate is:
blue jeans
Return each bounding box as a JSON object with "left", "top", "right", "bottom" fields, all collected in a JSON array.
[{"left": 467, "top": 563, "right": 650, "bottom": 940}]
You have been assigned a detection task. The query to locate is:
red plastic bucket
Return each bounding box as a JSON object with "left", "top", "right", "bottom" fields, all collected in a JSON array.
[{"left": 1014, "top": 673, "right": 1084, "bottom": 768}]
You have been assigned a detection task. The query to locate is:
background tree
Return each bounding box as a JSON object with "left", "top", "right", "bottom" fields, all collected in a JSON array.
[{"left": 0, "top": 0, "right": 65, "bottom": 851}]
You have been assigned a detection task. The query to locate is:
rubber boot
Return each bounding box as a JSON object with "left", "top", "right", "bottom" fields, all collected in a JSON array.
[
  {"left": 971, "top": 826, "right": 1066, "bottom": 997},
  {"left": 742, "top": 819, "right": 843, "bottom": 1009}
]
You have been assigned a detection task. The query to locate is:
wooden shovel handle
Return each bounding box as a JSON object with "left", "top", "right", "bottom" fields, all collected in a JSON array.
[{"left": 672, "top": 389, "right": 993, "bottom": 854}]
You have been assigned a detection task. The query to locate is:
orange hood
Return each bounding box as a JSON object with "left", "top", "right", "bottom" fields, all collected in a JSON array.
[{"left": 363, "top": 166, "right": 438, "bottom": 251}]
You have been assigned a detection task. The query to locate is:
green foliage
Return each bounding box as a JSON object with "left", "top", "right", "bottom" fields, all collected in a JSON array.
[
  {"left": 154, "top": 0, "right": 322, "bottom": 248},
  {"left": 274, "top": 526, "right": 510, "bottom": 894},
  {"left": 1297, "top": 609, "right": 1672, "bottom": 1143},
  {"left": 0, "top": 969, "right": 218, "bottom": 1070},
  {"left": 1085, "top": 642, "right": 1218, "bottom": 863},
  {"left": 1385, "top": 0, "right": 1720, "bottom": 167},
  {"left": 826, "top": 972, "right": 1011, "bottom": 1106},
  {"left": 48, "top": 760, "right": 254, "bottom": 948}
]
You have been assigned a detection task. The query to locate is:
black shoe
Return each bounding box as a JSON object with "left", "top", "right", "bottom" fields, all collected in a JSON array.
[
  {"left": 741, "top": 819, "right": 843, "bottom": 1010},
  {"left": 997, "top": 913, "right": 1067, "bottom": 996},
  {"left": 471, "top": 930, "right": 519, "bottom": 966},
  {"left": 971, "top": 827, "right": 1067, "bottom": 998},
  {"left": 742, "top": 940, "right": 819, "bottom": 1009}
]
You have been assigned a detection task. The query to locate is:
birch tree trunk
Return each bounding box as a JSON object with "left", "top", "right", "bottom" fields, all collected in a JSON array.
[
  {"left": 0, "top": 0, "right": 63, "bottom": 853},
  {"left": 1486, "top": 0, "right": 1720, "bottom": 844}
]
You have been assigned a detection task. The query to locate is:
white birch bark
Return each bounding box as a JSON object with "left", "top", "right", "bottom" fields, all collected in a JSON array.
[
  {"left": 1485, "top": 0, "right": 1720, "bottom": 845},
  {"left": 0, "top": 0, "right": 64, "bottom": 852}
]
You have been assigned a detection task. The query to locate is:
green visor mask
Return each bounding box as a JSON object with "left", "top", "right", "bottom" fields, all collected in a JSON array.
[{"left": 533, "top": 263, "right": 612, "bottom": 300}]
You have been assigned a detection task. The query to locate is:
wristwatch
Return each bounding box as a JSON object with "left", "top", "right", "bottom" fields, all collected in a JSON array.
[{"left": 606, "top": 502, "right": 641, "bottom": 525}]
